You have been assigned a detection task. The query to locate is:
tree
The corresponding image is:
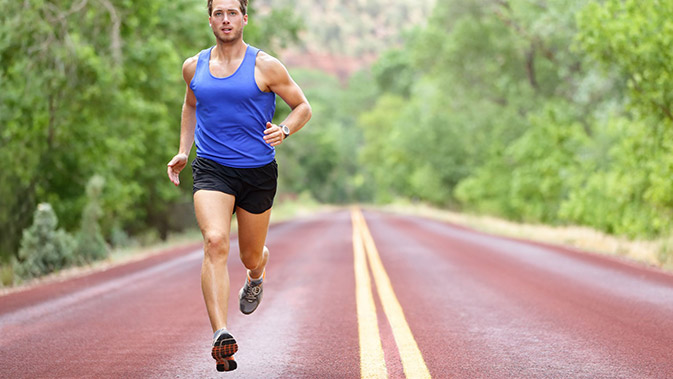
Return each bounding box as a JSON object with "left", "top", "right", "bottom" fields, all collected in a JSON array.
[{"left": 559, "top": 0, "right": 673, "bottom": 236}]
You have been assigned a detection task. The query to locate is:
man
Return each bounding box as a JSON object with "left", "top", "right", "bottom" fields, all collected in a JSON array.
[{"left": 166, "top": 0, "right": 311, "bottom": 372}]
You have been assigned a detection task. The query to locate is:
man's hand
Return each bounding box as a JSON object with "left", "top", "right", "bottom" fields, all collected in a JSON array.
[
  {"left": 167, "top": 153, "right": 188, "bottom": 186},
  {"left": 263, "top": 122, "right": 285, "bottom": 147}
]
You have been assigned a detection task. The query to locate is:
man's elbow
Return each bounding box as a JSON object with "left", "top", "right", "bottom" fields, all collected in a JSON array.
[
  {"left": 183, "top": 100, "right": 197, "bottom": 111},
  {"left": 303, "top": 102, "right": 312, "bottom": 122}
]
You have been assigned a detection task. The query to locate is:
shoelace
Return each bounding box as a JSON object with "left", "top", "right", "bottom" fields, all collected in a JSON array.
[{"left": 244, "top": 282, "right": 262, "bottom": 302}]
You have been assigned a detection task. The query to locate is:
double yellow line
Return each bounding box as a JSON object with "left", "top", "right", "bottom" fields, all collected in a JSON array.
[{"left": 351, "top": 207, "right": 431, "bottom": 379}]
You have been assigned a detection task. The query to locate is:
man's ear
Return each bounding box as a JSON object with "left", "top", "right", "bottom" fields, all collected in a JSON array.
[{"left": 243, "top": 14, "right": 248, "bottom": 25}]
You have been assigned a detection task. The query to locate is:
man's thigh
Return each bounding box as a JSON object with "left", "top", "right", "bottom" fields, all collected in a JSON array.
[
  {"left": 194, "top": 190, "right": 236, "bottom": 237},
  {"left": 236, "top": 206, "right": 271, "bottom": 257}
]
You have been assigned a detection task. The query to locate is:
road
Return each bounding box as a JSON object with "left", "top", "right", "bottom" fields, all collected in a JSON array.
[{"left": 2, "top": 208, "right": 673, "bottom": 378}]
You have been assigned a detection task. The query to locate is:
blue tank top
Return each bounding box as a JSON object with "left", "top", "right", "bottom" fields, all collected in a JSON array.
[{"left": 190, "top": 45, "right": 276, "bottom": 168}]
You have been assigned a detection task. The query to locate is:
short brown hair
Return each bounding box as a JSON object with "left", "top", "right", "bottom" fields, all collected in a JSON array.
[{"left": 208, "top": 0, "right": 248, "bottom": 16}]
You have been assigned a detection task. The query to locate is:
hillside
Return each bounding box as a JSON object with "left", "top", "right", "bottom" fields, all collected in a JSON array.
[{"left": 256, "top": 0, "right": 437, "bottom": 79}]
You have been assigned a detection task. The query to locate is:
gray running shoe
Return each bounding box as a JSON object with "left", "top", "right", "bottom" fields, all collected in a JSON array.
[{"left": 239, "top": 273, "right": 264, "bottom": 315}]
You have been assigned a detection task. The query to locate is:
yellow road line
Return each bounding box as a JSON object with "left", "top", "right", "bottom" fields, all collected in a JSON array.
[
  {"left": 352, "top": 209, "right": 388, "bottom": 378},
  {"left": 353, "top": 208, "right": 432, "bottom": 379}
]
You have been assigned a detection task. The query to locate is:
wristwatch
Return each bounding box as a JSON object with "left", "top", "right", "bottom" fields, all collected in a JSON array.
[{"left": 280, "top": 124, "right": 291, "bottom": 139}]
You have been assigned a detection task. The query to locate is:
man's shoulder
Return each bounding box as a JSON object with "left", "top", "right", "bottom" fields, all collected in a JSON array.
[
  {"left": 184, "top": 47, "right": 214, "bottom": 69},
  {"left": 183, "top": 50, "right": 205, "bottom": 69},
  {"left": 254, "top": 50, "right": 286, "bottom": 76},
  {"left": 182, "top": 52, "right": 202, "bottom": 83}
]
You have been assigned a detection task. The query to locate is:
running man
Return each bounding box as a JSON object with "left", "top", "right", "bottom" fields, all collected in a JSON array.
[{"left": 166, "top": 0, "right": 311, "bottom": 372}]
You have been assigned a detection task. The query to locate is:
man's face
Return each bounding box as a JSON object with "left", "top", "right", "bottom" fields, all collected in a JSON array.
[{"left": 209, "top": 0, "right": 247, "bottom": 43}]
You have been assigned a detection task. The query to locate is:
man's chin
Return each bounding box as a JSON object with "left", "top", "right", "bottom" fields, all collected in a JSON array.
[{"left": 214, "top": 32, "right": 241, "bottom": 44}]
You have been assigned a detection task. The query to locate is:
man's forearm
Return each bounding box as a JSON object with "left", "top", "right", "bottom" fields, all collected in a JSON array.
[{"left": 282, "top": 102, "right": 312, "bottom": 135}]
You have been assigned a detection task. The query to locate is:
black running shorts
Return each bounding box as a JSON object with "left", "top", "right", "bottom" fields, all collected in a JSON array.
[{"left": 191, "top": 156, "right": 278, "bottom": 214}]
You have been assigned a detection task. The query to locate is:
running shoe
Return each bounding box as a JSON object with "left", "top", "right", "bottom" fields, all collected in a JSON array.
[
  {"left": 212, "top": 329, "right": 238, "bottom": 372},
  {"left": 239, "top": 270, "right": 265, "bottom": 315}
]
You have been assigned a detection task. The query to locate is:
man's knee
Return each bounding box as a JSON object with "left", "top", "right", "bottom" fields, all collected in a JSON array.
[
  {"left": 239, "top": 248, "right": 263, "bottom": 270},
  {"left": 203, "top": 231, "right": 230, "bottom": 259}
]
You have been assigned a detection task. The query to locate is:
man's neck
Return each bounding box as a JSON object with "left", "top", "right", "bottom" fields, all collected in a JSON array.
[{"left": 212, "top": 39, "right": 247, "bottom": 62}]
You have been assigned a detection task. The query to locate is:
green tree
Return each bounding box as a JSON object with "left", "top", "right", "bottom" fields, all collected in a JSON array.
[
  {"left": 577, "top": 0, "right": 673, "bottom": 124},
  {"left": 360, "top": 0, "right": 590, "bottom": 208},
  {"left": 561, "top": 0, "right": 673, "bottom": 236}
]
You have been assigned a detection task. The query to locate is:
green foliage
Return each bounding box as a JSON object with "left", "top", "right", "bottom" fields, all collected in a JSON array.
[
  {"left": 359, "top": 94, "right": 410, "bottom": 202},
  {"left": 14, "top": 203, "right": 76, "bottom": 281},
  {"left": 371, "top": 49, "right": 415, "bottom": 97},
  {"left": 577, "top": 0, "right": 673, "bottom": 123},
  {"left": 559, "top": 0, "right": 673, "bottom": 237},
  {"left": 75, "top": 175, "right": 108, "bottom": 262},
  {"left": 276, "top": 68, "right": 379, "bottom": 203},
  {"left": 456, "top": 103, "right": 589, "bottom": 223},
  {"left": 558, "top": 117, "right": 673, "bottom": 237},
  {"left": 276, "top": 0, "right": 673, "bottom": 241},
  {"left": 0, "top": 264, "right": 13, "bottom": 287},
  {"left": 356, "top": 0, "right": 673, "bottom": 238},
  {"left": 359, "top": 0, "right": 588, "bottom": 209}
]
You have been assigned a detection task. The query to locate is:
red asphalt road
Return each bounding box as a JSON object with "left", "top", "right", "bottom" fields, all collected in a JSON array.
[{"left": 1, "top": 209, "right": 673, "bottom": 378}]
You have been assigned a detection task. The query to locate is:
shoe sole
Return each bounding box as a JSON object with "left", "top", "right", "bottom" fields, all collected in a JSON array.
[
  {"left": 212, "top": 332, "right": 238, "bottom": 372},
  {"left": 216, "top": 357, "right": 237, "bottom": 372}
]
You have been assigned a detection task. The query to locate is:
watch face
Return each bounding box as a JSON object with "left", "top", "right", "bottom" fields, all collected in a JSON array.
[{"left": 282, "top": 125, "right": 290, "bottom": 135}]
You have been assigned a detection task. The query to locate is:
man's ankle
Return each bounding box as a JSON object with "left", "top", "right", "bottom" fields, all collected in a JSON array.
[{"left": 248, "top": 270, "right": 264, "bottom": 283}]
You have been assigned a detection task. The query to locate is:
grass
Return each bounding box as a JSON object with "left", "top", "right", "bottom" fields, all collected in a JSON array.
[
  {"left": 380, "top": 200, "right": 673, "bottom": 272},
  {"left": 0, "top": 264, "right": 13, "bottom": 288}
]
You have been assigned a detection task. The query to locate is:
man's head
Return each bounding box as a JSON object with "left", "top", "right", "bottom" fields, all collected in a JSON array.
[
  {"left": 208, "top": 0, "right": 247, "bottom": 16},
  {"left": 208, "top": 0, "right": 248, "bottom": 44}
]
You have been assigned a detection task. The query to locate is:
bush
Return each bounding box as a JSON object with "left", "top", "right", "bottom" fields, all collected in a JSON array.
[
  {"left": 110, "top": 224, "right": 135, "bottom": 249},
  {"left": 75, "top": 175, "right": 108, "bottom": 262},
  {"left": 1, "top": 263, "right": 14, "bottom": 287},
  {"left": 13, "top": 203, "right": 76, "bottom": 280}
]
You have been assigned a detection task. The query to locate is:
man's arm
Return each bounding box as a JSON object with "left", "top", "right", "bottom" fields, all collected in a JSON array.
[
  {"left": 258, "top": 53, "right": 312, "bottom": 147},
  {"left": 167, "top": 56, "right": 198, "bottom": 186}
]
